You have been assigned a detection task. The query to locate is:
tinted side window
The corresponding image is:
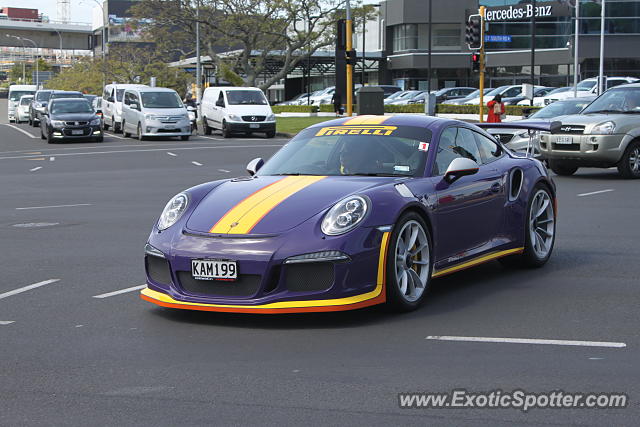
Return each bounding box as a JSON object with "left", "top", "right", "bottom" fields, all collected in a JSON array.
[
  {"left": 474, "top": 132, "right": 503, "bottom": 164},
  {"left": 432, "top": 127, "right": 481, "bottom": 176}
]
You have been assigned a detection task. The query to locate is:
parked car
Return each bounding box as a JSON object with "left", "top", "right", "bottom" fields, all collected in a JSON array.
[
  {"left": 387, "top": 90, "right": 425, "bottom": 105},
  {"left": 383, "top": 90, "right": 409, "bottom": 104},
  {"left": 541, "top": 77, "right": 639, "bottom": 105},
  {"left": 40, "top": 98, "right": 103, "bottom": 143},
  {"left": 355, "top": 85, "right": 402, "bottom": 98},
  {"left": 502, "top": 87, "right": 556, "bottom": 106},
  {"left": 101, "top": 83, "right": 149, "bottom": 133},
  {"left": 446, "top": 88, "right": 494, "bottom": 105},
  {"left": 486, "top": 96, "right": 596, "bottom": 155},
  {"left": 464, "top": 85, "right": 523, "bottom": 105},
  {"left": 16, "top": 94, "right": 33, "bottom": 123},
  {"left": 520, "top": 86, "right": 572, "bottom": 107},
  {"left": 29, "top": 89, "right": 52, "bottom": 126},
  {"left": 417, "top": 87, "right": 476, "bottom": 104},
  {"left": 201, "top": 86, "right": 276, "bottom": 138},
  {"left": 121, "top": 87, "right": 191, "bottom": 141},
  {"left": 539, "top": 83, "right": 640, "bottom": 178},
  {"left": 7, "top": 84, "right": 36, "bottom": 123},
  {"left": 277, "top": 93, "right": 309, "bottom": 106}
]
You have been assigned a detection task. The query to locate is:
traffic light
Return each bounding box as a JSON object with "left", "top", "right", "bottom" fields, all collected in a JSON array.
[
  {"left": 465, "top": 15, "right": 483, "bottom": 50},
  {"left": 345, "top": 49, "right": 357, "bottom": 66},
  {"left": 471, "top": 52, "right": 480, "bottom": 72}
]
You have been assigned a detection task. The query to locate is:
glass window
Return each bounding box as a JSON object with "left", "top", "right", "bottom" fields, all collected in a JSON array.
[
  {"left": 9, "top": 91, "right": 35, "bottom": 101},
  {"left": 36, "top": 91, "right": 51, "bottom": 102},
  {"left": 140, "top": 92, "right": 182, "bottom": 108},
  {"left": 433, "top": 127, "right": 481, "bottom": 176},
  {"left": 474, "top": 132, "right": 503, "bottom": 164},
  {"left": 50, "top": 100, "right": 93, "bottom": 114},
  {"left": 116, "top": 89, "right": 125, "bottom": 102},
  {"left": 581, "top": 87, "right": 640, "bottom": 114},
  {"left": 393, "top": 24, "right": 418, "bottom": 52},
  {"left": 225, "top": 90, "right": 268, "bottom": 105},
  {"left": 20, "top": 96, "right": 33, "bottom": 106},
  {"left": 432, "top": 24, "right": 461, "bottom": 48}
]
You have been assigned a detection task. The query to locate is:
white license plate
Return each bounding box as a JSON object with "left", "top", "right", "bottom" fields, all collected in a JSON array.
[
  {"left": 192, "top": 259, "right": 237, "bottom": 280},
  {"left": 71, "top": 130, "right": 84, "bottom": 135},
  {"left": 249, "top": 123, "right": 260, "bottom": 129},
  {"left": 164, "top": 125, "right": 176, "bottom": 129},
  {"left": 556, "top": 136, "right": 573, "bottom": 144}
]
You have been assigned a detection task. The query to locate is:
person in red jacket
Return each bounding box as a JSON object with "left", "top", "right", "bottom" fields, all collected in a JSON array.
[{"left": 487, "top": 94, "right": 505, "bottom": 123}]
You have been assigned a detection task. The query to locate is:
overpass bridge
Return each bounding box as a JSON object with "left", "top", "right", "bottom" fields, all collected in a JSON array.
[{"left": 0, "top": 18, "right": 94, "bottom": 50}]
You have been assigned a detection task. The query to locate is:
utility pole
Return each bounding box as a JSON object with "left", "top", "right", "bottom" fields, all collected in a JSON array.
[
  {"left": 573, "top": 0, "right": 579, "bottom": 97},
  {"left": 196, "top": 0, "right": 201, "bottom": 132},
  {"left": 598, "top": 0, "right": 605, "bottom": 95},
  {"left": 345, "top": 0, "right": 353, "bottom": 116},
  {"left": 479, "top": 6, "right": 485, "bottom": 123},
  {"left": 531, "top": 0, "right": 536, "bottom": 106},
  {"left": 427, "top": 0, "right": 432, "bottom": 92}
]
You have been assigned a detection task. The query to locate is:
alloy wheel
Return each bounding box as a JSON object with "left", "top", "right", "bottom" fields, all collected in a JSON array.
[
  {"left": 394, "top": 220, "right": 430, "bottom": 303},
  {"left": 529, "top": 189, "right": 555, "bottom": 259}
]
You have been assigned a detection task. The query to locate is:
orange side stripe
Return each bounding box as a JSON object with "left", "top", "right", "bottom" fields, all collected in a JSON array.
[{"left": 343, "top": 115, "right": 390, "bottom": 125}]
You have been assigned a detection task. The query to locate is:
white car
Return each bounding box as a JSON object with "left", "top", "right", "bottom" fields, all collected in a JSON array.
[
  {"left": 518, "top": 87, "right": 573, "bottom": 106},
  {"left": 464, "top": 85, "right": 523, "bottom": 105},
  {"left": 101, "top": 83, "right": 149, "bottom": 133},
  {"left": 201, "top": 86, "right": 276, "bottom": 138},
  {"left": 7, "top": 84, "right": 36, "bottom": 123},
  {"left": 540, "top": 77, "right": 639, "bottom": 105},
  {"left": 16, "top": 95, "right": 34, "bottom": 123},
  {"left": 121, "top": 87, "right": 191, "bottom": 141}
]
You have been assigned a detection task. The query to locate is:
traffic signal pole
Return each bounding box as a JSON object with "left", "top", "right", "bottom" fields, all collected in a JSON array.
[
  {"left": 346, "top": 1, "right": 353, "bottom": 116},
  {"left": 479, "top": 6, "right": 486, "bottom": 123}
]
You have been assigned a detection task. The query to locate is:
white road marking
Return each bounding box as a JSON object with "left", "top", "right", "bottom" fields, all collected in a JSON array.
[
  {"left": 93, "top": 285, "right": 146, "bottom": 299},
  {"left": 0, "top": 145, "right": 284, "bottom": 161},
  {"left": 49, "top": 156, "right": 55, "bottom": 161},
  {"left": 12, "top": 222, "right": 60, "bottom": 228},
  {"left": 199, "top": 136, "right": 223, "bottom": 140},
  {"left": 577, "top": 189, "right": 614, "bottom": 197},
  {"left": 167, "top": 152, "right": 177, "bottom": 157},
  {"left": 29, "top": 166, "right": 42, "bottom": 172},
  {"left": 4, "top": 124, "right": 38, "bottom": 139},
  {"left": 105, "top": 132, "right": 126, "bottom": 140},
  {"left": 0, "top": 279, "right": 60, "bottom": 300},
  {"left": 191, "top": 161, "right": 203, "bottom": 166},
  {"left": 16, "top": 203, "right": 93, "bottom": 210},
  {"left": 0, "top": 321, "right": 15, "bottom": 325},
  {"left": 218, "top": 169, "right": 230, "bottom": 173},
  {"left": 425, "top": 335, "right": 626, "bottom": 348}
]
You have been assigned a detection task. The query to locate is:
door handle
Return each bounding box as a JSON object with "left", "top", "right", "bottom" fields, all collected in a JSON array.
[{"left": 490, "top": 182, "right": 501, "bottom": 193}]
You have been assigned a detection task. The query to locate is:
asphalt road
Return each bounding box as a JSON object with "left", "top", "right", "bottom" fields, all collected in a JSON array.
[{"left": 1, "top": 103, "right": 638, "bottom": 426}]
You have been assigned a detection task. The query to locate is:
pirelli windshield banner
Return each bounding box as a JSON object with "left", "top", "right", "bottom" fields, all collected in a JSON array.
[{"left": 484, "top": 2, "right": 571, "bottom": 22}]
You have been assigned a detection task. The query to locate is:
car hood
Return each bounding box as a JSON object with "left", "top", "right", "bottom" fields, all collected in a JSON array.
[
  {"left": 51, "top": 113, "right": 97, "bottom": 121},
  {"left": 557, "top": 113, "right": 630, "bottom": 128},
  {"left": 185, "top": 175, "right": 395, "bottom": 235}
]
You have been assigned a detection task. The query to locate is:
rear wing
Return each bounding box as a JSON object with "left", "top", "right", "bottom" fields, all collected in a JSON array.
[{"left": 475, "top": 120, "right": 562, "bottom": 134}]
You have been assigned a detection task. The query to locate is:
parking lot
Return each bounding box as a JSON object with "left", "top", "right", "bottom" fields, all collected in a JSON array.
[{"left": 1, "top": 101, "right": 638, "bottom": 425}]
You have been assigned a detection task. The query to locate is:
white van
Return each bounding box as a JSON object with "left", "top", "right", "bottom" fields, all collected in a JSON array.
[
  {"left": 121, "top": 87, "right": 191, "bottom": 141},
  {"left": 101, "top": 83, "right": 148, "bottom": 132},
  {"left": 8, "top": 84, "right": 37, "bottom": 123},
  {"left": 201, "top": 86, "right": 276, "bottom": 138}
]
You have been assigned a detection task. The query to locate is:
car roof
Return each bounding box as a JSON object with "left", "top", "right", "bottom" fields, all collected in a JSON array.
[
  {"left": 51, "top": 90, "right": 82, "bottom": 94},
  {"left": 128, "top": 87, "right": 177, "bottom": 93},
  {"left": 50, "top": 97, "right": 90, "bottom": 102}
]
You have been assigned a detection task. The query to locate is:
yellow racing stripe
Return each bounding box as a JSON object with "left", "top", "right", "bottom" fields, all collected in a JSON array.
[
  {"left": 209, "top": 175, "right": 326, "bottom": 234},
  {"left": 431, "top": 247, "right": 524, "bottom": 278},
  {"left": 343, "top": 115, "right": 391, "bottom": 125}
]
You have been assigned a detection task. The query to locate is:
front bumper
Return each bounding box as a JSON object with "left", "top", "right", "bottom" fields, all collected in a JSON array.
[
  {"left": 142, "top": 120, "right": 191, "bottom": 137},
  {"left": 226, "top": 121, "right": 276, "bottom": 133},
  {"left": 141, "top": 227, "right": 390, "bottom": 314},
  {"left": 51, "top": 125, "right": 103, "bottom": 139},
  {"left": 539, "top": 133, "right": 626, "bottom": 165}
]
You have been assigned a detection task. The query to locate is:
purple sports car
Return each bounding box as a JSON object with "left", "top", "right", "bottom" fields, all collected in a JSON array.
[{"left": 141, "top": 115, "right": 558, "bottom": 313}]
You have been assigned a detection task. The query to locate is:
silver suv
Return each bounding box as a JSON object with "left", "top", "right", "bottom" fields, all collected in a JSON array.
[{"left": 539, "top": 83, "right": 640, "bottom": 178}]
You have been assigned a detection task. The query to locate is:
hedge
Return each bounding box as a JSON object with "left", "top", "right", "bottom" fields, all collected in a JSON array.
[
  {"left": 272, "top": 103, "right": 542, "bottom": 115},
  {"left": 272, "top": 105, "right": 318, "bottom": 113}
]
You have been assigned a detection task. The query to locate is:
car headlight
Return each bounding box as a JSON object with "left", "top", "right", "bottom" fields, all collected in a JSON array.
[
  {"left": 145, "top": 114, "right": 158, "bottom": 121},
  {"left": 51, "top": 120, "right": 65, "bottom": 127},
  {"left": 591, "top": 121, "right": 615, "bottom": 135},
  {"left": 90, "top": 118, "right": 101, "bottom": 125},
  {"left": 227, "top": 114, "right": 242, "bottom": 121},
  {"left": 321, "top": 195, "right": 369, "bottom": 236},
  {"left": 266, "top": 114, "right": 275, "bottom": 121},
  {"left": 157, "top": 193, "right": 189, "bottom": 231}
]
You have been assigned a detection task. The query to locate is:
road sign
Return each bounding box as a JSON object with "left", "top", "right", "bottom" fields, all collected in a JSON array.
[{"left": 485, "top": 35, "right": 512, "bottom": 42}]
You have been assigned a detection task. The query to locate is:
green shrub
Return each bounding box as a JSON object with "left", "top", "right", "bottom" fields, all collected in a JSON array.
[
  {"left": 272, "top": 105, "right": 318, "bottom": 113},
  {"left": 436, "top": 104, "right": 542, "bottom": 115},
  {"left": 384, "top": 104, "right": 425, "bottom": 113}
]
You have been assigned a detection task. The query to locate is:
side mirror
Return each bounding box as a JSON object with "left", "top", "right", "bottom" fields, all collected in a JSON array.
[
  {"left": 443, "top": 157, "right": 479, "bottom": 183},
  {"left": 216, "top": 99, "right": 225, "bottom": 107},
  {"left": 130, "top": 103, "right": 139, "bottom": 111},
  {"left": 246, "top": 157, "right": 264, "bottom": 176},
  {"left": 107, "top": 96, "right": 114, "bottom": 103}
]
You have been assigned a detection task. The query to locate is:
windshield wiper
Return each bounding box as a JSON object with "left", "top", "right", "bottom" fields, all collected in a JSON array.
[{"left": 584, "top": 109, "right": 625, "bottom": 114}]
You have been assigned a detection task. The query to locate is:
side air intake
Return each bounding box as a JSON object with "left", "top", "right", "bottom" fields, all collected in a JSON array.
[{"left": 508, "top": 168, "right": 523, "bottom": 202}]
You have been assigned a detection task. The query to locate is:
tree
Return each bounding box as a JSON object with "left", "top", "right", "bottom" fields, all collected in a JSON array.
[{"left": 131, "top": 0, "right": 375, "bottom": 90}]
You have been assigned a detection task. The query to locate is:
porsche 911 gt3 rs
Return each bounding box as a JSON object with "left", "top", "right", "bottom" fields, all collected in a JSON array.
[{"left": 141, "top": 115, "right": 558, "bottom": 313}]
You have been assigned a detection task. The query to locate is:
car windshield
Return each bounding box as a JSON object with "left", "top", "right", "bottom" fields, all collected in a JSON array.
[
  {"left": 36, "top": 91, "right": 51, "bottom": 101},
  {"left": 530, "top": 99, "right": 593, "bottom": 119},
  {"left": 386, "top": 91, "right": 405, "bottom": 100},
  {"left": 259, "top": 125, "right": 431, "bottom": 177},
  {"left": 577, "top": 80, "right": 597, "bottom": 91},
  {"left": 581, "top": 87, "right": 640, "bottom": 114},
  {"left": 116, "top": 89, "right": 125, "bottom": 101},
  {"left": 20, "top": 97, "right": 33, "bottom": 105},
  {"left": 546, "top": 87, "right": 572, "bottom": 96},
  {"left": 141, "top": 91, "right": 183, "bottom": 108},
  {"left": 226, "top": 90, "right": 268, "bottom": 105},
  {"left": 50, "top": 100, "right": 93, "bottom": 114},
  {"left": 52, "top": 93, "right": 83, "bottom": 99},
  {"left": 9, "top": 90, "right": 35, "bottom": 101},
  {"left": 486, "top": 86, "right": 510, "bottom": 97}
]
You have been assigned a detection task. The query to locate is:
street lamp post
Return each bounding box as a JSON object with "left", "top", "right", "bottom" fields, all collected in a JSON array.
[
  {"left": 21, "top": 37, "right": 39, "bottom": 88},
  {"left": 81, "top": 0, "right": 107, "bottom": 86},
  {"left": 7, "top": 35, "right": 26, "bottom": 81},
  {"left": 196, "top": 0, "right": 201, "bottom": 133}
]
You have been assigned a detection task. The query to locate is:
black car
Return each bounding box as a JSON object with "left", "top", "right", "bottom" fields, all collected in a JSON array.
[
  {"left": 29, "top": 89, "right": 53, "bottom": 127},
  {"left": 40, "top": 98, "right": 103, "bottom": 143}
]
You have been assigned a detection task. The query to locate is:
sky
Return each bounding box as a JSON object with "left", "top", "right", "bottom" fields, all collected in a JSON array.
[{"left": 1, "top": 0, "right": 94, "bottom": 24}]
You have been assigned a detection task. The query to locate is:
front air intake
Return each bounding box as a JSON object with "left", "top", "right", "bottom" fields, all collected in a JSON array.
[{"left": 508, "top": 168, "right": 523, "bottom": 202}]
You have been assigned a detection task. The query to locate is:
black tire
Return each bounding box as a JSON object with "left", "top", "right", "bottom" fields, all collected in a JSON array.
[
  {"left": 386, "top": 212, "right": 433, "bottom": 312},
  {"left": 221, "top": 120, "right": 231, "bottom": 138},
  {"left": 617, "top": 140, "right": 640, "bottom": 179},
  {"left": 548, "top": 160, "right": 578, "bottom": 176},
  {"left": 95, "top": 136, "right": 104, "bottom": 142},
  {"left": 266, "top": 130, "right": 276, "bottom": 138},
  {"left": 46, "top": 130, "right": 54, "bottom": 144},
  {"left": 137, "top": 123, "right": 146, "bottom": 141},
  {"left": 203, "top": 117, "right": 212, "bottom": 135},
  {"left": 180, "top": 135, "right": 190, "bottom": 141},
  {"left": 40, "top": 126, "right": 46, "bottom": 140},
  {"left": 28, "top": 116, "right": 33, "bottom": 126},
  {"left": 103, "top": 121, "right": 110, "bottom": 131},
  {"left": 501, "top": 184, "right": 556, "bottom": 268},
  {"left": 113, "top": 118, "right": 121, "bottom": 133},
  {"left": 123, "top": 122, "right": 131, "bottom": 138},
  {"left": 34, "top": 118, "right": 40, "bottom": 128}
]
